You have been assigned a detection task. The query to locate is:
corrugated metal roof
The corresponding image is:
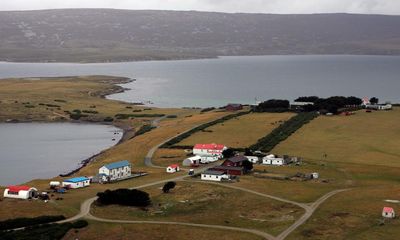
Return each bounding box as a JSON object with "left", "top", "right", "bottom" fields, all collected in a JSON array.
[
  {"left": 103, "top": 160, "right": 130, "bottom": 170},
  {"left": 7, "top": 186, "right": 31, "bottom": 192},
  {"left": 64, "top": 176, "right": 89, "bottom": 183},
  {"left": 202, "top": 170, "right": 225, "bottom": 175}
]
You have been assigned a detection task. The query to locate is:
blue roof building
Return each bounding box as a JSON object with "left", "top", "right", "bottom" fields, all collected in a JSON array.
[
  {"left": 64, "top": 176, "right": 89, "bottom": 183},
  {"left": 103, "top": 160, "right": 130, "bottom": 170}
]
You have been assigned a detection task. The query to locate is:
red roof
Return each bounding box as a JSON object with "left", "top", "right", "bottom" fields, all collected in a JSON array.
[
  {"left": 7, "top": 186, "right": 31, "bottom": 192},
  {"left": 383, "top": 207, "right": 394, "bottom": 213},
  {"left": 169, "top": 164, "right": 179, "bottom": 168},
  {"left": 194, "top": 144, "right": 225, "bottom": 150}
]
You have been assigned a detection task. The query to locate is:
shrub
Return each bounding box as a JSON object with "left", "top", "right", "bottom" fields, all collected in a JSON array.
[
  {"left": 0, "top": 215, "right": 65, "bottom": 231},
  {"left": 114, "top": 113, "right": 165, "bottom": 119},
  {"left": 166, "top": 115, "right": 177, "bottom": 118},
  {"left": 250, "top": 112, "right": 318, "bottom": 152},
  {"left": 255, "top": 99, "right": 290, "bottom": 112},
  {"left": 82, "top": 110, "right": 98, "bottom": 114},
  {"left": 134, "top": 125, "right": 156, "bottom": 137},
  {"left": 200, "top": 107, "right": 215, "bottom": 113},
  {"left": 71, "top": 220, "right": 88, "bottom": 229},
  {"left": 103, "top": 117, "right": 114, "bottom": 122},
  {"left": 54, "top": 99, "right": 67, "bottom": 103},
  {"left": 162, "top": 181, "right": 176, "bottom": 193},
  {"left": 96, "top": 189, "right": 151, "bottom": 207}
]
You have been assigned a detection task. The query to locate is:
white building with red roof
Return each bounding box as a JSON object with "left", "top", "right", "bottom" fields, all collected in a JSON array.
[
  {"left": 382, "top": 207, "right": 395, "bottom": 218},
  {"left": 193, "top": 143, "right": 227, "bottom": 159},
  {"left": 3, "top": 186, "right": 38, "bottom": 200},
  {"left": 166, "top": 164, "right": 180, "bottom": 173}
]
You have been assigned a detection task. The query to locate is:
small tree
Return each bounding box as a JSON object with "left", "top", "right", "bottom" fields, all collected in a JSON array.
[
  {"left": 222, "top": 149, "right": 235, "bottom": 159},
  {"left": 370, "top": 97, "right": 379, "bottom": 105},
  {"left": 162, "top": 181, "right": 176, "bottom": 193},
  {"left": 242, "top": 160, "right": 253, "bottom": 172}
]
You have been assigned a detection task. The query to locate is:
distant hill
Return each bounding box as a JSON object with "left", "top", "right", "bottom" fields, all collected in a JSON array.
[{"left": 0, "top": 9, "right": 400, "bottom": 62}]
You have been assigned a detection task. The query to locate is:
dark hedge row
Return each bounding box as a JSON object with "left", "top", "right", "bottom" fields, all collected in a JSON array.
[
  {"left": 115, "top": 113, "right": 165, "bottom": 119},
  {"left": 0, "top": 215, "right": 66, "bottom": 231},
  {"left": 160, "top": 111, "right": 251, "bottom": 148},
  {"left": 134, "top": 125, "right": 157, "bottom": 137},
  {"left": 0, "top": 220, "right": 88, "bottom": 240},
  {"left": 249, "top": 112, "right": 318, "bottom": 152}
]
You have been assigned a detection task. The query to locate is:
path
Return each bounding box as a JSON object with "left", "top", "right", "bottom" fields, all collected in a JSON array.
[{"left": 54, "top": 114, "right": 350, "bottom": 240}]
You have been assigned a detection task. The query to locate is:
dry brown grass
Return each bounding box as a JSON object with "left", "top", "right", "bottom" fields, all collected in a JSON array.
[
  {"left": 91, "top": 181, "right": 304, "bottom": 235},
  {"left": 177, "top": 112, "right": 295, "bottom": 148},
  {"left": 63, "top": 221, "right": 265, "bottom": 240}
]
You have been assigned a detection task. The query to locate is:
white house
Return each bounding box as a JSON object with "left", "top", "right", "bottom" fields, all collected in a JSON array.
[
  {"left": 262, "top": 154, "right": 287, "bottom": 166},
  {"left": 182, "top": 156, "right": 201, "bottom": 167},
  {"left": 382, "top": 207, "right": 395, "bottom": 218},
  {"left": 99, "top": 160, "right": 132, "bottom": 182},
  {"left": 49, "top": 181, "right": 61, "bottom": 188},
  {"left": 311, "top": 172, "right": 319, "bottom": 179},
  {"left": 166, "top": 164, "right": 180, "bottom": 173},
  {"left": 62, "top": 177, "right": 90, "bottom": 189},
  {"left": 201, "top": 170, "right": 229, "bottom": 182},
  {"left": 3, "top": 186, "right": 38, "bottom": 200},
  {"left": 200, "top": 156, "right": 220, "bottom": 164},
  {"left": 193, "top": 144, "right": 227, "bottom": 158},
  {"left": 365, "top": 104, "right": 392, "bottom": 111},
  {"left": 245, "top": 156, "right": 259, "bottom": 164}
]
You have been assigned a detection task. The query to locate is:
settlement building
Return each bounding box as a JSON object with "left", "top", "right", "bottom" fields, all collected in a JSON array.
[
  {"left": 382, "top": 207, "right": 396, "bottom": 218},
  {"left": 245, "top": 156, "right": 259, "bottom": 164},
  {"left": 182, "top": 156, "right": 201, "bottom": 167},
  {"left": 3, "top": 186, "right": 38, "bottom": 199},
  {"left": 209, "top": 166, "right": 244, "bottom": 176},
  {"left": 225, "top": 104, "right": 243, "bottom": 111},
  {"left": 99, "top": 160, "right": 132, "bottom": 182},
  {"left": 62, "top": 177, "right": 90, "bottom": 189},
  {"left": 262, "top": 154, "right": 288, "bottom": 166},
  {"left": 365, "top": 104, "right": 392, "bottom": 111},
  {"left": 201, "top": 170, "right": 230, "bottom": 182},
  {"left": 193, "top": 144, "right": 227, "bottom": 158},
  {"left": 166, "top": 164, "right": 180, "bottom": 173},
  {"left": 222, "top": 155, "right": 248, "bottom": 167}
]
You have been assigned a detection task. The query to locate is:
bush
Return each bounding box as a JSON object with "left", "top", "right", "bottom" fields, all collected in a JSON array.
[
  {"left": 103, "top": 117, "right": 114, "bottom": 122},
  {"left": 255, "top": 99, "right": 290, "bottom": 112},
  {"left": 82, "top": 110, "right": 99, "bottom": 114},
  {"left": 96, "top": 189, "right": 151, "bottom": 207},
  {"left": 250, "top": 112, "right": 318, "bottom": 152},
  {"left": 0, "top": 215, "right": 66, "bottom": 231},
  {"left": 71, "top": 220, "right": 88, "bottom": 229},
  {"left": 114, "top": 114, "right": 165, "bottom": 119},
  {"left": 200, "top": 107, "right": 215, "bottom": 113},
  {"left": 166, "top": 115, "right": 177, "bottom": 118},
  {"left": 162, "top": 182, "right": 176, "bottom": 193},
  {"left": 134, "top": 125, "right": 156, "bottom": 137},
  {"left": 54, "top": 99, "right": 67, "bottom": 103}
]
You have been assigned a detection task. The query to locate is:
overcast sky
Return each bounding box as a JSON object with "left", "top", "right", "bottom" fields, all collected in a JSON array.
[{"left": 1, "top": 0, "right": 400, "bottom": 15}]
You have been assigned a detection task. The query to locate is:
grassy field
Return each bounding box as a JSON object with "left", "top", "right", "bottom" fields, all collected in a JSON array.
[
  {"left": 176, "top": 112, "right": 295, "bottom": 148},
  {"left": 91, "top": 181, "right": 304, "bottom": 235},
  {"left": 268, "top": 108, "right": 400, "bottom": 239},
  {"left": 273, "top": 109, "right": 400, "bottom": 168},
  {"left": 62, "top": 221, "right": 265, "bottom": 240},
  {"left": 153, "top": 148, "right": 190, "bottom": 167}
]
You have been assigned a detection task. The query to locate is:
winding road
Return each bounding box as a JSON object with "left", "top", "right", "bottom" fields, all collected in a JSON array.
[{"left": 55, "top": 116, "right": 350, "bottom": 240}]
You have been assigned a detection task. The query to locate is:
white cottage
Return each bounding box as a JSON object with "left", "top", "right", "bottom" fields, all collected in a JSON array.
[
  {"left": 182, "top": 156, "right": 201, "bottom": 167},
  {"left": 262, "top": 154, "right": 287, "bottom": 166},
  {"left": 62, "top": 177, "right": 90, "bottom": 189},
  {"left": 3, "top": 186, "right": 38, "bottom": 200},
  {"left": 201, "top": 170, "right": 229, "bottom": 182},
  {"left": 382, "top": 207, "right": 396, "bottom": 218},
  {"left": 166, "top": 164, "right": 180, "bottom": 173},
  {"left": 200, "top": 156, "right": 220, "bottom": 164},
  {"left": 193, "top": 144, "right": 227, "bottom": 158},
  {"left": 99, "top": 160, "right": 132, "bottom": 182}
]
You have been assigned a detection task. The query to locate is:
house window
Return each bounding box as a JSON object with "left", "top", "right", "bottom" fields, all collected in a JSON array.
[{"left": 8, "top": 191, "right": 19, "bottom": 195}]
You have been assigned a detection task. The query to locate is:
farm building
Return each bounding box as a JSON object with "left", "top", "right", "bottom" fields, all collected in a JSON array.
[
  {"left": 200, "top": 156, "right": 220, "bottom": 164},
  {"left": 166, "top": 164, "right": 180, "bottom": 173},
  {"left": 222, "top": 155, "right": 248, "bottom": 167},
  {"left": 209, "top": 166, "right": 244, "bottom": 176},
  {"left": 382, "top": 207, "right": 395, "bottom": 218},
  {"left": 245, "top": 156, "right": 259, "bottom": 164},
  {"left": 3, "top": 186, "right": 38, "bottom": 200},
  {"left": 182, "top": 156, "right": 201, "bottom": 167},
  {"left": 201, "top": 170, "right": 230, "bottom": 182},
  {"left": 193, "top": 143, "right": 227, "bottom": 158},
  {"left": 62, "top": 177, "right": 90, "bottom": 189},
  {"left": 99, "top": 160, "right": 132, "bottom": 182},
  {"left": 365, "top": 104, "right": 392, "bottom": 110},
  {"left": 225, "top": 103, "right": 243, "bottom": 111},
  {"left": 262, "top": 154, "right": 288, "bottom": 166}
]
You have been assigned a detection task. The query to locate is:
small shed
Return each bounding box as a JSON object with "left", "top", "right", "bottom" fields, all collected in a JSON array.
[
  {"left": 3, "top": 186, "right": 38, "bottom": 200},
  {"left": 49, "top": 181, "right": 61, "bottom": 189},
  {"left": 382, "top": 207, "right": 395, "bottom": 218},
  {"left": 245, "top": 156, "right": 259, "bottom": 164},
  {"left": 311, "top": 172, "right": 319, "bottom": 179},
  {"left": 182, "top": 156, "right": 201, "bottom": 167},
  {"left": 166, "top": 164, "right": 180, "bottom": 173},
  {"left": 62, "top": 177, "right": 90, "bottom": 189},
  {"left": 201, "top": 170, "right": 229, "bottom": 182},
  {"left": 226, "top": 104, "right": 243, "bottom": 111}
]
